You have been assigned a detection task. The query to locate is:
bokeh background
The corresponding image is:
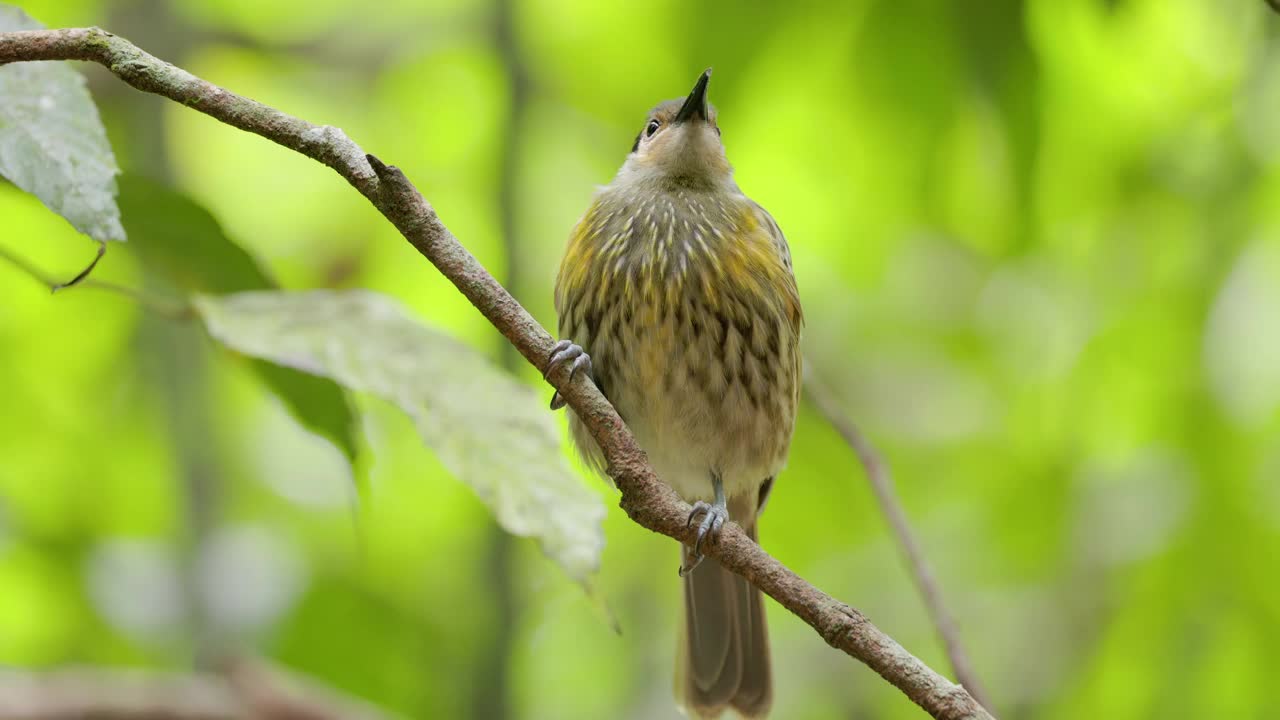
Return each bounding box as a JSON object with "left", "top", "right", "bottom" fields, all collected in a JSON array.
[{"left": 3, "top": 0, "right": 1280, "bottom": 718}]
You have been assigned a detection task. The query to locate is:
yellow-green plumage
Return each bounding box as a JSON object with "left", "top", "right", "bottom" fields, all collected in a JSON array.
[
  {"left": 552, "top": 71, "right": 801, "bottom": 719},
  {"left": 556, "top": 189, "right": 801, "bottom": 502}
]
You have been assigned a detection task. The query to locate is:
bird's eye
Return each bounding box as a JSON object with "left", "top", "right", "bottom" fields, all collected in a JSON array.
[{"left": 645, "top": 120, "right": 661, "bottom": 138}]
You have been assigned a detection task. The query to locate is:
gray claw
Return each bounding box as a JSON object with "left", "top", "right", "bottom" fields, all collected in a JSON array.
[
  {"left": 570, "top": 353, "right": 592, "bottom": 381},
  {"left": 680, "top": 500, "right": 729, "bottom": 574},
  {"left": 546, "top": 339, "right": 593, "bottom": 410},
  {"left": 679, "top": 554, "right": 705, "bottom": 577}
]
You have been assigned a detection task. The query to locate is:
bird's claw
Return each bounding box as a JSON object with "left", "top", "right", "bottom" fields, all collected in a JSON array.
[
  {"left": 679, "top": 500, "right": 728, "bottom": 576},
  {"left": 546, "top": 339, "right": 593, "bottom": 410},
  {"left": 688, "top": 501, "right": 728, "bottom": 555}
]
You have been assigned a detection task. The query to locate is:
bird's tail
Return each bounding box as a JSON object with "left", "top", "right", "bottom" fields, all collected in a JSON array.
[{"left": 676, "top": 500, "right": 771, "bottom": 719}]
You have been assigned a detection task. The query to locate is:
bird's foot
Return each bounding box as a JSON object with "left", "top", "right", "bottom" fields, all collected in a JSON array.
[
  {"left": 679, "top": 500, "right": 728, "bottom": 576},
  {"left": 546, "top": 339, "right": 592, "bottom": 410}
]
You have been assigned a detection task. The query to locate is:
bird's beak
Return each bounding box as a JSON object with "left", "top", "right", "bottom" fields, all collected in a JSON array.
[{"left": 674, "top": 69, "right": 712, "bottom": 124}]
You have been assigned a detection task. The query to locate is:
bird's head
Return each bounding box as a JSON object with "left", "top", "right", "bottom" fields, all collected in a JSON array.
[{"left": 618, "top": 69, "right": 732, "bottom": 189}]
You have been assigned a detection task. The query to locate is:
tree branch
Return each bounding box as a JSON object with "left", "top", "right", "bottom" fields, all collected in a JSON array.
[
  {"left": 0, "top": 27, "right": 995, "bottom": 720},
  {"left": 0, "top": 657, "right": 397, "bottom": 720},
  {"left": 805, "top": 372, "right": 991, "bottom": 711}
]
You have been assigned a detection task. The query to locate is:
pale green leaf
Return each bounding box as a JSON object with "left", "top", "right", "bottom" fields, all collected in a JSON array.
[
  {"left": 0, "top": 6, "right": 125, "bottom": 242},
  {"left": 117, "top": 174, "right": 364, "bottom": 492},
  {"left": 194, "top": 289, "right": 605, "bottom": 584}
]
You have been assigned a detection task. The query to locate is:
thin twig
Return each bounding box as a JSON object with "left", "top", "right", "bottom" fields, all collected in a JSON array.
[
  {"left": 0, "top": 244, "right": 192, "bottom": 319},
  {"left": 0, "top": 27, "right": 995, "bottom": 720},
  {"left": 805, "top": 371, "right": 992, "bottom": 712},
  {"left": 51, "top": 237, "right": 106, "bottom": 290}
]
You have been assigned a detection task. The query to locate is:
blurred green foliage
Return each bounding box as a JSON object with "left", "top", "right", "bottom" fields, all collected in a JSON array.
[{"left": 2, "top": 1, "right": 1280, "bottom": 718}]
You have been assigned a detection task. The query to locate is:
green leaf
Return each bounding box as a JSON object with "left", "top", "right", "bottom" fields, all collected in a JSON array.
[
  {"left": 0, "top": 6, "right": 125, "bottom": 242},
  {"left": 118, "top": 174, "right": 274, "bottom": 293},
  {"left": 118, "top": 174, "right": 362, "bottom": 483},
  {"left": 249, "top": 358, "right": 360, "bottom": 477},
  {"left": 194, "top": 289, "right": 606, "bottom": 584}
]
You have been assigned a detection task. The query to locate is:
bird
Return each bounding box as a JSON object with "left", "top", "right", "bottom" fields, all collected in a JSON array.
[{"left": 547, "top": 69, "right": 802, "bottom": 719}]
